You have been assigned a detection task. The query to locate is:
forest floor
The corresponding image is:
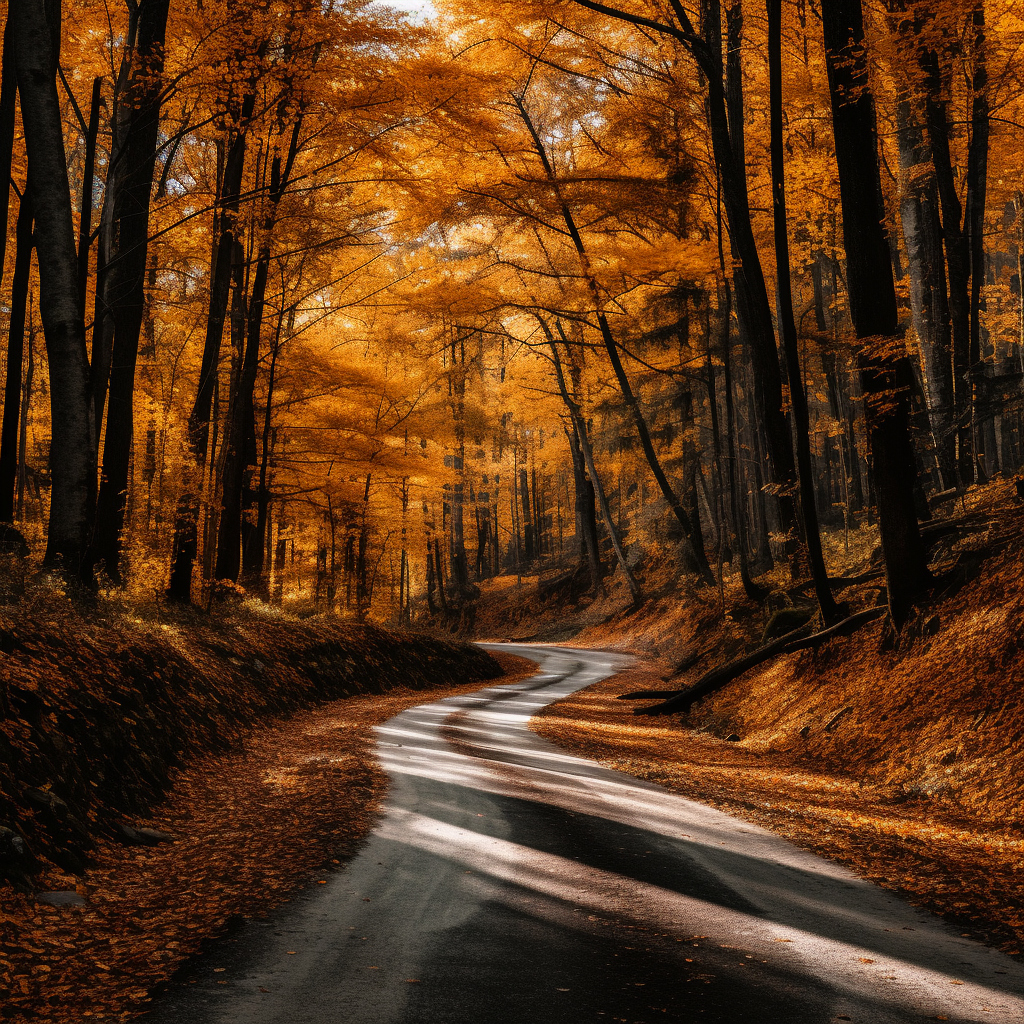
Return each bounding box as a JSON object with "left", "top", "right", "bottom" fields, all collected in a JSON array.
[
  {"left": 4, "top": 478, "right": 1022, "bottom": 1019},
  {"left": 502, "top": 477, "right": 1024, "bottom": 959},
  {"left": 0, "top": 599, "right": 512, "bottom": 1023}
]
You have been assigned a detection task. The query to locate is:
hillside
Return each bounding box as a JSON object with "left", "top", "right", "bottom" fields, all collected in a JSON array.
[
  {"left": 524, "top": 480, "right": 1024, "bottom": 957},
  {"left": 0, "top": 599, "right": 504, "bottom": 1021}
]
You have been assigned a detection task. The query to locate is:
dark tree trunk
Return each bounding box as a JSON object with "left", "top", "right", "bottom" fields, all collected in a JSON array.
[
  {"left": 895, "top": 94, "right": 956, "bottom": 488},
  {"left": 724, "top": 0, "right": 744, "bottom": 170},
  {"left": 12, "top": 1, "right": 95, "bottom": 577},
  {"left": 356, "top": 474, "right": 371, "bottom": 619},
  {"left": 167, "top": 80, "right": 257, "bottom": 601},
  {"left": 215, "top": 251, "right": 264, "bottom": 582},
  {"left": 699, "top": 0, "right": 799, "bottom": 543},
  {"left": 217, "top": 122, "right": 300, "bottom": 584},
  {"left": 519, "top": 468, "right": 534, "bottom": 561},
  {"left": 76, "top": 77, "right": 102, "bottom": 316},
  {"left": 89, "top": 2, "right": 142, "bottom": 439},
  {"left": 822, "top": 0, "right": 929, "bottom": 627},
  {"left": 0, "top": 195, "right": 33, "bottom": 522},
  {"left": 545, "top": 320, "right": 638, "bottom": 602},
  {"left": 676, "top": 386, "right": 710, "bottom": 575},
  {"left": 273, "top": 532, "right": 286, "bottom": 605},
  {"left": 920, "top": 42, "right": 974, "bottom": 483},
  {"left": 566, "top": 422, "right": 602, "bottom": 589},
  {"left": 241, "top": 322, "right": 282, "bottom": 592},
  {"left": 432, "top": 536, "right": 449, "bottom": 615},
  {"left": 718, "top": 280, "right": 762, "bottom": 598},
  {"left": 90, "top": 0, "right": 171, "bottom": 582},
  {"left": 964, "top": 2, "right": 989, "bottom": 480},
  {"left": 448, "top": 333, "right": 470, "bottom": 591},
  {"left": 0, "top": 14, "right": 19, "bottom": 293},
  {"left": 16, "top": 313, "right": 35, "bottom": 521},
  {"left": 768, "top": 0, "right": 839, "bottom": 622}
]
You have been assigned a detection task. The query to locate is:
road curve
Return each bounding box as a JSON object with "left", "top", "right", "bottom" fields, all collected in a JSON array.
[{"left": 145, "top": 644, "right": 1024, "bottom": 1024}]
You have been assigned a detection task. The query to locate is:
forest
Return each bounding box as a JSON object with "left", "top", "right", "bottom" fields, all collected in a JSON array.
[
  {"left": 4, "top": 1, "right": 1024, "bottom": 1020},
  {"left": 1, "top": 0, "right": 1019, "bottom": 632}
]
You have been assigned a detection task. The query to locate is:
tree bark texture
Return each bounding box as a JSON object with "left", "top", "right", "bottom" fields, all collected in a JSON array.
[
  {"left": 12, "top": 1, "right": 95, "bottom": 577},
  {"left": 895, "top": 94, "right": 956, "bottom": 488},
  {"left": 822, "top": 0, "right": 928, "bottom": 627},
  {"left": 0, "top": 195, "right": 33, "bottom": 523},
  {"left": 167, "top": 74, "right": 258, "bottom": 601},
  {"left": 0, "top": 13, "right": 18, "bottom": 294},
  {"left": 768, "top": 0, "right": 839, "bottom": 622},
  {"left": 91, "top": 0, "right": 171, "bottom": 581}
]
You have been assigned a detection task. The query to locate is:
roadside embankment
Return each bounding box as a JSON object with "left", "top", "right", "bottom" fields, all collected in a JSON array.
[
  {"left": 0, "top": 593, "right": 505, "bottom": 1022},
  {"left": 532, "top": 484, "right": 1024, "bottom": 958},
  {"left": 0, "top": 593, "right": 499, "bottom": 882}
]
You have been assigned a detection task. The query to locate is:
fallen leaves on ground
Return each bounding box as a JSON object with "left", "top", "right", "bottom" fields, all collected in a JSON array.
[
  {"left": 527, "top": 481, "right": 1024, "bottom": 957},
  {"left": 0, "top": 651, "right": 525, "bottom": 1023},
  {"left": 532, "top": 660, "right": 1024, "bottom": 957}
]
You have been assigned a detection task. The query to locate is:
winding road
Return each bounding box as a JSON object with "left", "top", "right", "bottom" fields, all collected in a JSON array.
[{"left": 146, "top": 644, "right": 1024, "bottom": 1023}]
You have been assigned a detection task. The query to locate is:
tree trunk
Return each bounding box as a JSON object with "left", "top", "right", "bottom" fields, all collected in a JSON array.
[
  {"left": 90, "top": 0, "right": 171, "bottom": 582},
  {"left": 768, "top": 0, "right": 839, "bottom": 622},
  {"left": 965, "top": 2, "right": 989, "bottom": 483},
  {"left": 223, "top": 122, "right": 301, "bottom": 586},
  {"left": 76, "top": 77, "right": 102, "bottom": 316},
  {"left": 448, "top": 332, "right": 470, "bottom": 591},
  {"left": 566, "top": 422, "right": 602, "bottom": 590},
  {"left": 167, "top": 81, "right": 257, "bottom": 601},
  {"left": 16, "top": 313, "right": 35, "bottom": 521},
  {"left": 699, "top": 0, "right": 799, "bottom": 543},
  {"left": 241, "top": 320, "right": 282, "bottom": 592},
  {"left": 13, "top": 2, "right": 95, "bottom": 578},
  {"left": 560, "top": 331, "right": 601, "bottom": 587},
  {"left": 920, "top": 42, "right": 974, "bottom": 484},
  {"left": 895, "top": 95, "right": 956, "bottom": 488},
  {"left": 519, "top": 467, "right": 534, "bottom": 562},
  {"left": 90, "top": 2, "right": 141, "bottom": 439},
  {"left": 0, "top": 14, "right": 19, "bottom": 294},
  {"left": 822, "top": 0, "right": 929, "bottom": 627},
  {"left": 433, "top": 536, "right": 449, "bottom": 615},
  {"left": 545, "top": 320, "right": 639, "bottom": 603},
  {"left": 0, "top": 195, "right": 33, "bottom": 523}
]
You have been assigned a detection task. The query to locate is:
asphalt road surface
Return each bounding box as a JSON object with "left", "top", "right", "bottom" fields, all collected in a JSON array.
[{"left": 145, "top": 644, "right": 1024, "bottom": 1023}]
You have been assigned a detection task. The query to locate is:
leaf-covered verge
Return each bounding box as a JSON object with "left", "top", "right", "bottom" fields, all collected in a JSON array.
[
  {"left": 0, "top": 595, "right": 499, "bottom": 880},
  {"left": 1, "top": 649, "right": 531, "bottom": 1023},
  {"left": 530, "top": 481, "right": 1024, "bottom": 958},
  {"left": 0, "top": 601, "right": 510, "bottom": 1021}
]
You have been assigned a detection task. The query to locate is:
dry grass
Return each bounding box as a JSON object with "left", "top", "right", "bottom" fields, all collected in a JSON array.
[{"left": 0, "top": 651, "right": 527, "bottom": 1023}]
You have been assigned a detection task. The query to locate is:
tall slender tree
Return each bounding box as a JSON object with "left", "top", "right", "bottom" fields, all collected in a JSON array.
[
  {"left": 822, "top": 0, "right": 929, "bottom": 626},
  {"left": 11, "top": 1, "right": 95, "bottom": 578},
  {"left": 91, "top": 0, "right": 172, "bottom": 581}
]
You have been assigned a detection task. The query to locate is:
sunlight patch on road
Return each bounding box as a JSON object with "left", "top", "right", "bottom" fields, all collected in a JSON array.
[{"left": 376, "top": 806, "right": 1019, "bottom": 1023}]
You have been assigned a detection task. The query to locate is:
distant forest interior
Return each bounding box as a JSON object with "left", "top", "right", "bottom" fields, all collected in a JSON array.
[{"left": 1, "top": 0, "right": 1022, "bottom": 629}]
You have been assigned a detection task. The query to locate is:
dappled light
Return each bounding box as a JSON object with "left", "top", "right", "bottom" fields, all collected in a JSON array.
[
  {"left": 363, "top": 647, "right": 1024, "bottom": 1022},
  {"left": 4, "top": 0, "right": 1024, "bottom": 1019}
]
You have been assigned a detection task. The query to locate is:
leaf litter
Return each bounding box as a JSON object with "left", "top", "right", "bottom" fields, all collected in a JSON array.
[{"left": 0, "top": 613, "right": 511, "bottom": 1022}]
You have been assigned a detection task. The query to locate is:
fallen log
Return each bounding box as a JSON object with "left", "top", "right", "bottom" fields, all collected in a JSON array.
[
  {"left": 635, "top": 606, "right": 888, "bottom": 717},
  {"left": 787, "top": 568, "right": 884, "bottom": 598},
  {"left": 775, "top": 605, "right": 887, "bottom": 655},
  {"left": 616, "top": 689, "right": 680, "bottom": 700}
]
